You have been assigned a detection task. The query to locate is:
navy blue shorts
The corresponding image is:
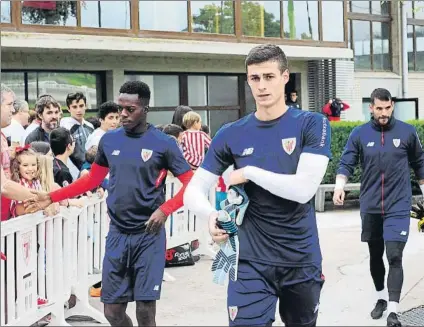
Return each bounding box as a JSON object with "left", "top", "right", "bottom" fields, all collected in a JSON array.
[
  {"left": 101, "top": 225, "right": 166, "bottom": 304},
  {"left": 360, "top": 213, "right": 410, "bottom": 243},
  {"left": 227, "top": 260, "right": 324, "bottom": 327}
]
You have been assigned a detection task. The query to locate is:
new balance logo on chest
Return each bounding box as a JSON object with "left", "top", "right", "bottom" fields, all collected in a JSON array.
[
  {"left": 367, "top": 142, "right": 374, "bottom": 147},
  {"left": 241, "top": 148, "right": 254, "bottom": 156}
]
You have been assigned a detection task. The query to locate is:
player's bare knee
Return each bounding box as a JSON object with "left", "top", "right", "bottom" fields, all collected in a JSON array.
[{"left": 104, "top": 303, "right": 128, "bottom": 325}]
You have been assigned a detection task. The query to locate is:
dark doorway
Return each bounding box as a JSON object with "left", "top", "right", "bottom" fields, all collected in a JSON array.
[{"left": 285, "top": 73, "right": 302, "bottom": 109}]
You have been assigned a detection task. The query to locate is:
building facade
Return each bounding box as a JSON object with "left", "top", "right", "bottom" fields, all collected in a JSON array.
[{"left": 1, "top": 1, "right": 423, "bottom": 134}]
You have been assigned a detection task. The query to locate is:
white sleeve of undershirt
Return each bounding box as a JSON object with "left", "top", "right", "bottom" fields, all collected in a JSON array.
[
  {"left": 183, "top": 167, "right": 219, "bottom": 219},
  {"left": 243, "top": 152, "right": 329, "bottom": 204}
]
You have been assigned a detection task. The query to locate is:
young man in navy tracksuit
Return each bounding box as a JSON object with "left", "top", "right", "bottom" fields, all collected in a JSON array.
[{"left": 333, "top": 88, "right": 424, "bottom": 327}]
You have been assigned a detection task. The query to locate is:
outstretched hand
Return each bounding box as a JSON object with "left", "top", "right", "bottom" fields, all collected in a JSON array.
[
  {"left": 145, "top": 208, "right": 167, "bottom": 234},
  {"left": 23, "top": 190, "right": 53, "bottom": 214}
]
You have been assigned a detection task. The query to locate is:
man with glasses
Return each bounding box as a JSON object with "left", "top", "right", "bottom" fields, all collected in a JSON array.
[
  {"left": 3, "top": 99, "right": 30, "bottom": 147},
  {"left": 25, "top": 80, "right": 193, "bottom": 327}
]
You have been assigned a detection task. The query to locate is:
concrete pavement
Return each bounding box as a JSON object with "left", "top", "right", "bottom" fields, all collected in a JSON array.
[{"left": 68, "top": 209, "right": 424, "bottom": 326}]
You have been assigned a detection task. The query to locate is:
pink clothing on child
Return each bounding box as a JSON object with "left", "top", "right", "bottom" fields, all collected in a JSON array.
[{"left": 10, "top": 178, "right": 42, "bottom": 217}]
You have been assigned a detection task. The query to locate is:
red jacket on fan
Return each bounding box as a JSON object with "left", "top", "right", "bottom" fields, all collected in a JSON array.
[{"left": 322, "top": 99, "right": 350, "bottom": 122}]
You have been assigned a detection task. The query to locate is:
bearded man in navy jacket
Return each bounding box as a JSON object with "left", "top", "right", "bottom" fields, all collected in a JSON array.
[{"left": 333, "top": 88, "right": 424, "bottom": 327}]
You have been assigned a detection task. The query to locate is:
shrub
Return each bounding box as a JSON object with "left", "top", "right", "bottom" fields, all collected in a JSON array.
[{"left": 323, "top": 119, "right": 424, "bottom": 195}]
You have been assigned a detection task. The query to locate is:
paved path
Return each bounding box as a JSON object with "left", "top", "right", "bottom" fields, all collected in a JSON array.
[{"left": 69, "top": 209, "right": 424, "bottom": 326}]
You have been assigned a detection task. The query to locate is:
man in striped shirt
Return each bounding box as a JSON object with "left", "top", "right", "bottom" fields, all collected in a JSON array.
[{"left": 180, "top": 111, "right": 211, "bottom": 169}]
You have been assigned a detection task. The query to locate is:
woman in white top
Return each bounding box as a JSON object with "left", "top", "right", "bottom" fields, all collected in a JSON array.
[{"left": 85, "top": 101, "right": 120, "bottom": 151}]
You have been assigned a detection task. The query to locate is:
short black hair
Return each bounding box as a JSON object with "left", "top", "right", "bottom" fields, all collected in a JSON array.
[
  {"left": 172, "top": 105, "right": 193, "bottom": 130},
  {"left": 50, "top": 127, "right": 73, "bottom": 156},
  {"left": 370, "top": 88, "right": 392, "bottom": 105},
  {"left": 201, "top": 124, "right": 210, "bottom": 134},
  {"left": 86, "top": 116, "right": 100, "bottom": 129},
  {"left": 98, "top": 101, "right": 120, "bottom": 120},
  {"left": 30, "top": 141, "right": 51, "bottom": 155},
  {"left": 163, "top": 124, "right": 183, "bottom": 139},
  {"left": 66, "top": 92, "right": 87, "bottom": 108},
  {"left": 245, "top": 44, "right": 288, "bottom": 73},
  {"left": 119, "top": 81, "right": 151, "bottom": 107},
  {"left": 35, "top": 95, "right": 61, "bottom": 118}
]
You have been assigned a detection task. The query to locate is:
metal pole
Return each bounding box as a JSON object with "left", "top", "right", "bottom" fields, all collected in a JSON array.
[{"left": 400, "top": 1, "right": 408, "bottom": 98}]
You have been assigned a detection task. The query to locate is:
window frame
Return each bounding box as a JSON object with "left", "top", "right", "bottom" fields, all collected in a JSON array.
[
  {"left": 407, "top": 2, "right": 424, "bottom": 71},
  {"left": 124, "top": 71, "right": 244, "bottom": 114},
  {"left": 1, "top": 0, "right": 348, "bottom": 48},
  {"left": 347, "top": 0, "right": 392, "bottom": 71}
]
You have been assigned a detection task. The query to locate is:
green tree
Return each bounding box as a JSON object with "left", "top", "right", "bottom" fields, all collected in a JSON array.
[
  {"left": 21, "top": 1, "right": 76, "bottom": 25},
  {"left": 192, "top": 1, "right": 234, "bottom": 34},
  {"left": 241, "top": 1, "right": 280, "bottom": 37}
]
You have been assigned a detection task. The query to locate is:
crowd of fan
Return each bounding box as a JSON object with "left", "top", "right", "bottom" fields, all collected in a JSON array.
[{"left": 1, "top": 84, "right": 221, "bottom": 325}]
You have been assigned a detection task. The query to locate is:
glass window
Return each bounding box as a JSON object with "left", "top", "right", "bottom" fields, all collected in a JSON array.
[
  {"left": 209, "top": 110, "right": 239, "bottom": 136},
  {"left": 352, "top": 20, "right": 371, "bottom": 70},
  {"left": 36, "top": 72, "right": 99, "bottom": 109},
  {"left": 191, "top": 1, "right": 235, "bottom": 35},
  {"left": 10, "top": 72, "right": 102, "bottom": 110},
  {"left": 139, "top": 1, "right": 188, "bottom": 32},
  {"left": 147, "top": 111, "right": 175, "bottom": 127},
  {"left": 80, "top": 1, "right": 130, "bottom": 29},
  {"left": 413, "top": 1, "right": 424, "bottom": 19},
  {"left": 321, "top": 1, "right": 344, "bottom": 42},
  {"left": 188, "top": 76, "right": 207, "bottom": 106},
  {"left": 1, "top": 72, "right": 26, "bottom": 101},
  {"left": 21, "top": 0, "right": 77, "bottom": 26},
  {"left": 350, "top": 1, "right": 369, "bottom": 14},
  {"left": 372, "top": 22, "right": 390, "bottom": 71},
  {"left": 208, "top": 76, "right": 238, "bottom": 106},
  {"left": 1, "top": 1, "right": 11, "bottom": 23},
  {"left": 416, "top": 25, "right": 424, "bottom": 71},
  {"left": 371, "top": 0, "right": 389, "bottom": 15},
  {"left": 125, "top": 75, "right": 180, "bottom": 107},
  {"left": 283, "top": 1, "right": 318, "bottom": 40},
  {"left": 27, "top": 73, "right": 38, "bottom": 109},
  {"left": 241, "top": 1, "right": 281, "bottom": 38},
  {"left": 407, "top": 25, "right": 415, "bottom": 71}
]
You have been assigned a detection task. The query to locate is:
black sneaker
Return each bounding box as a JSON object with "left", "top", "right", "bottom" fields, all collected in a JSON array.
[
  {"left": 371, "top": 299, "right": 387, "bottom": 319},
  {"left": 387, "top": 312, "right": 402, "bottom": 327}
]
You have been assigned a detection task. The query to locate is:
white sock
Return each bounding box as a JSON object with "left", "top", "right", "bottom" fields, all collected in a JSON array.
[
  {"left": 388, "top": 301, "right": 398, "bottom": 314},
  {"left": 377, "top": 289, "right": 388, "bottom": 301}
]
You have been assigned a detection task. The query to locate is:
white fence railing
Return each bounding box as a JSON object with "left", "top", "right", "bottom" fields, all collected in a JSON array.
[{"left": 0, "top": 177, "right": 217, "bottom": 326}]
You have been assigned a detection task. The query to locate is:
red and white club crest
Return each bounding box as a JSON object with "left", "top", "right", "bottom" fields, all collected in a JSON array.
[
  {"left": 141, "top": 149, "right": 153, "bottom": 162},
  {"left": 393, "top": 139, "right": 400, "bottom": 148},
  {"left": 282, "top": 138, "right": 296, "bottom": 155},
  {"left": 21, "top": 232, "right": 32, "bottom": 266},
  {"left": 228, "top": 306, "right": 238, "bottom": 321}
]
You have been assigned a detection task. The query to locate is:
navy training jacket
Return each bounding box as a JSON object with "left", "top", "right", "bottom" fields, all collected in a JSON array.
[{"left": 337, "top": 117, "right": 424, "bottom": 215}]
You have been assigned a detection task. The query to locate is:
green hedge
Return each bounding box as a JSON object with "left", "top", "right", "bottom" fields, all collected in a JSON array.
[{"left": 322, "top": 120, "right": 424, "bottom": 194}]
